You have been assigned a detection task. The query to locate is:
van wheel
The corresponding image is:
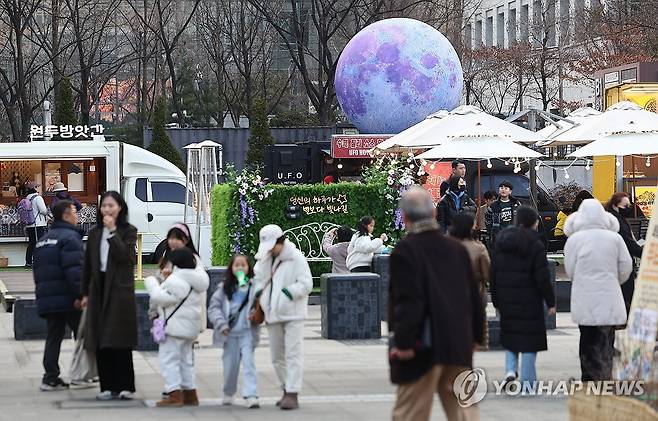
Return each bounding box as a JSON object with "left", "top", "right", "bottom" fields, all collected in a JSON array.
[{"left": 152, "top": 241, "right": 168, "bottom": 264}]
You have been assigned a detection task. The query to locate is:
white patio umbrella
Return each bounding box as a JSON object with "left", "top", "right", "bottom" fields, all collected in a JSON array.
[
  {"left": 373, "top": 105, "right": 547, "bottom": 153},
  {"left": 373, "top": 110, "right": 449, "bottom": 153},
  {"left": 551, "top": 101, "right": 658, "bottom": 145},
  {"left": 568, "top": 132, "right": 658, "bottom": 157},
  {"left": 416, "top": 136, "right": 543, "bottom": 160},
  {"left": 536, "top": 107, "right": 601, "bottom": 145}
]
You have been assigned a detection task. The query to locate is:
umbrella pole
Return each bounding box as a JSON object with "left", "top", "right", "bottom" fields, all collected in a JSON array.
[
  {"left": 477, "top": 160, "right": 481, "bottom": 207},
  {"left": 631, "top": 155, "right": 637, "bottom": 218}
]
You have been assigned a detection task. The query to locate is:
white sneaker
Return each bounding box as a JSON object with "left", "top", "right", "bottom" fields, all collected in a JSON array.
[
  {"left": 96, "top": 391, "right": 115, "bottom": 401},
  {"left": 118, "top": 391, "right": 134, "bottom": 400},
  {"left": 246, "top": 397, "right": 260, "bottom": 409},
  {"left": 222, "top": 396, "right": 233, "bottom": 406},
  {"left": 504, "top": 371, "right": 517, "bottom": 383}
]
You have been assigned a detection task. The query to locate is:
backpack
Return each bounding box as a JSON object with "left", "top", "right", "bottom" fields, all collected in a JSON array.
[{"left": 17, "top": 196, "right": 37, "bottom": 225}]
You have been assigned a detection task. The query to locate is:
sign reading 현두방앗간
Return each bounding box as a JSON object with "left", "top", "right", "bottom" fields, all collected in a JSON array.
[
  {"left": 331, "top": 135, "right": 391, "bottom": 159},
  {"left": 30, "top": 124, "right": 105, "bottom": 140}
]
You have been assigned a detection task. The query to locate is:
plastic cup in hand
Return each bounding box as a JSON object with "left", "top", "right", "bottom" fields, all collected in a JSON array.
[{"left": 236, "top": 270, "right": 248, "bottom": 287}]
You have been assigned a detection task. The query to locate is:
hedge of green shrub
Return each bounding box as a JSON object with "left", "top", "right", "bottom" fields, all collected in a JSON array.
[{"left": 211, "top": 182, "right": 394, "bottom": 266}]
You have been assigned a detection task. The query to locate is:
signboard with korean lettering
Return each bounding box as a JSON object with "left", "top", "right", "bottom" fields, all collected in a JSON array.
[
  {"left": 289, "top": 194, "right": 349, "bottom": 216},
  {"left": 30, "top": 124, "right": 105, "bottom": 141},
  {"left": 422, "top": 162, "right": 453, "bottom": 202},
  {"left": 616, "top": 188, "right": 658, "bottom": 381},
  {"left": 331, "top": 135, "right": 391, "bottom": 159}
]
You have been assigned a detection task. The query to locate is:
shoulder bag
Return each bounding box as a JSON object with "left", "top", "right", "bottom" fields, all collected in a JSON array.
[{"left": 151, "top": 287, "right": 192, "bottom": 343}]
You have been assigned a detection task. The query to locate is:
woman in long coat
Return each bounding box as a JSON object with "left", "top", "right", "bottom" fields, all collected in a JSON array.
[
  {"left": 490, "top": 206, "right": 556, "bottom": 388},
  {"left": 81, "top": 191, "right": 138, "bottom": 401}
]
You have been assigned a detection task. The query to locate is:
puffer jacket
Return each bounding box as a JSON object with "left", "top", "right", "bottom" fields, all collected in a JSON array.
[
  {"left": 346, "top": 233, "right": 384, "bottom": 270},
  {"left": 33, "top": 221, "right": 85, "bottom": 316},
  {"left": 564, "top": 199, "right": 633, "bottom": 326},
  {"left": 145, "top": 266, "right": 210, "bottom": 340},
  {"left": 207, "top": 282, "right": 260, "bottom": 348},
  {"left": 254, "top": 240, "right": 313, "bottom": 324}
]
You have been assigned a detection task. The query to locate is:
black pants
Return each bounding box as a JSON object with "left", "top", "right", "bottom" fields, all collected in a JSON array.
[
  {"left": 26, "top": 226, "right": 47, "bottom": 265},
  {"left": 43, "top": 311, "right": 81, "bottom": 383},
  {"left": 97, "top": 348, "right": 135, "bottom": 393},
  {"left": 579, "top": 325, "right": 615, "bottom": 382},
  {"left": 350, "top": 266, "right": 371, "bottom": 273}
]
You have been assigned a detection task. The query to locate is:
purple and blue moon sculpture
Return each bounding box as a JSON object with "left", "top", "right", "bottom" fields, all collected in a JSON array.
[{"left": 335, "top": 18, "right": 463, "bottom": 134}]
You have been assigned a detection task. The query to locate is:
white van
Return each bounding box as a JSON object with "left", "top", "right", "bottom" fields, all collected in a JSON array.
[{"left": 0, "top": 140, "right": 194, "bottom": 266}]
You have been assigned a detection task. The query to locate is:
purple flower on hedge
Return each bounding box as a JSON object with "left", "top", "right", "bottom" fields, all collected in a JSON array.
[
  {"left": 394, "top": 207, "right": 404, "bottom": 230},
  {"left": 239, "top": 196, "right": 248, "bottom": 223},
  {"left": 247, "top": 206, "right": 255, "bottom": 224}
]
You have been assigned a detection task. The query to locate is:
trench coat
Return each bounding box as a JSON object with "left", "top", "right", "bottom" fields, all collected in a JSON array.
[{"left": 82, "top": 224, "right": 138, "bottom": 351}]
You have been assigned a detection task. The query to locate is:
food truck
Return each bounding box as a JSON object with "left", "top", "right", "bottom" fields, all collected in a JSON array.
[{"left": 0, "top": 140, "right": 191, "bottom": 266}]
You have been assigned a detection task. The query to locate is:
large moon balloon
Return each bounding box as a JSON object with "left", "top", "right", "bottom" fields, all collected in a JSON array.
[{"left": 335, "top": 18, "right": 463, "bottom": 134}]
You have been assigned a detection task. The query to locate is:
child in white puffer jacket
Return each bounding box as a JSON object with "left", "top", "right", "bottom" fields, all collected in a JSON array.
[{"left": 145, "top": 248, "right": 209, "bottom": 407}]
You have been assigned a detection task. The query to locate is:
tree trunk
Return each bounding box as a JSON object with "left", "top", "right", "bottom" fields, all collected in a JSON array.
[{"left": 52, "top": 0, "right": 61, "bottom": 105}]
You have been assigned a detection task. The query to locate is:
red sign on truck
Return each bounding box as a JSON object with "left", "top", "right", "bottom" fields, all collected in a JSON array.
[{"left": 331, "top": 135, "right": 391, "bottom": 159}]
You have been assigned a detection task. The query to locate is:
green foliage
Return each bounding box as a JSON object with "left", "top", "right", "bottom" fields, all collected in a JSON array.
[
  {"left": 246, "top": 98, "right": 274, "bottom": 167},
  {"left": 54, "top": 77, "right": 77, "bottom": 128},
  {"left": 211, "top": 184, "right": 235, "bottom": 266},
  {"left": 147, "top": 97, "right": 186, "bottom": 171},
  {"left": 269, "top": 110, "right": 320, "bottom": 127},
  {"left": 110, "top": 124, "right": 143, "bottom": 147},
  {"left": 211, "top": 180, "right": 395, "bottom": 266},
  {"left": 179, "top": 60, "right": 220, "bottom": 126}
]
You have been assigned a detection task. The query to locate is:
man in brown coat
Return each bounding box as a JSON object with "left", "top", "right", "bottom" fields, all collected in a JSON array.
[{"left": 389, "top": 186, "right": 485, "bottom": 421}]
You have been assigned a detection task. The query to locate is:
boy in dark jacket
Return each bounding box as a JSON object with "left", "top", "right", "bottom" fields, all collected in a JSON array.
[
  {"left": 485, "top": 180, "right": 521, "bottom": 244},
  {"left": 33, "top": 200, "right": 85, "bottom": 391}
]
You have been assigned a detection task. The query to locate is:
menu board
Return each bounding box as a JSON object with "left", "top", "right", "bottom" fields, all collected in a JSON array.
[
  {"left": 635, "top": 186, "right": 656, "bottom": 218},
  {"left": 617, "top": 186, "right": 658, "bottom": 381}
]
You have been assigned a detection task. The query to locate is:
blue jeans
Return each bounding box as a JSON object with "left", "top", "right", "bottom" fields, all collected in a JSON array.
[
  {"left": 505, "top": 350, "right": 537, "bottom": 383},
  {"left": 223, "top": 330, "right": 258, "bottom": 398}
]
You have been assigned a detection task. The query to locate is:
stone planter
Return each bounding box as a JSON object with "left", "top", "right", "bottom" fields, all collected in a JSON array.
[
  {"left": 321, "top": 273, "right": 381, "bottom": 340},
  {"left": 206, "top": 267, "right": 227, "bottom": 328},
  {"left": 371, "top": 254, "right": 390, "bottom": 322},
  {"left": 13, "top": 297, "right": 72, "bottom": 340},
  {"left": 135, "top": 291, "right": 158, "bottom": 351},
  {"left": 556, "top": 280, "right": 572, "bottom": 312}
]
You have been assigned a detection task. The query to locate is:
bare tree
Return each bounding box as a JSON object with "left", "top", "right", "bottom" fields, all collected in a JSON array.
[
  {"left": 0, "top": 0, "right": 55, "bottom": 141},
  {"left": 128, "top": 0, "right": 202, "bottom": 124},
  {"left": 61, "top": 0, "right": 136, "bottom": 125}
]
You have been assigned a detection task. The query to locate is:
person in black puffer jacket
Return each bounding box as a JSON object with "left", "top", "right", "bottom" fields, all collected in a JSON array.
[
  {"left": 490, "top": 206, "right": 556, "bottom": 391},
  {"left": 436, "top": 174, "right": 476, "bottom": 233},
  {"left": 33, "top": 200, "right": 85, "bottom": 392}
]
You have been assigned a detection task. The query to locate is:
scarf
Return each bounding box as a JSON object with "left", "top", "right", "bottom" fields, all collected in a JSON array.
[
  {"left": 407, "top": 218, "right": 440, "bottom": 234},
  {"left": 448, "top": 190, "right": 465, "bottom": 210}
]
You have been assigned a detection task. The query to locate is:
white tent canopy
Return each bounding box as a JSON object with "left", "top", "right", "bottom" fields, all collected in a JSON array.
[
  {"left": 536, "top": 107, "right": 601, "bottom": 145},
  {"left": 551, "top": 101, "right": 658, "bottom": 145},
  {"left": 373, "top": 105, "right": 547, "bottom": 153},
  {"left": 567, "top": 133, "right": 658, "bottom": 157},
  {"left": 416, "top": 136, "right": 543, "bottom": 160}
]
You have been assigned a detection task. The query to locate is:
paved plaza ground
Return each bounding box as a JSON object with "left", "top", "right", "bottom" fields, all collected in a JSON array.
[{"left": 0, "top": 301, "right": 581, "bottom": 421}]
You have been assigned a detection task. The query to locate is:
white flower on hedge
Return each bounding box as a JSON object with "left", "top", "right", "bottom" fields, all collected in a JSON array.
[
  {"left": 388, "top": 169, "right": 395, "bottom": 176},
  {"left": 387, "top": 177, "right": 394, "bottom": 186},
  {"left": 258, "top": 194, "right": 264, "bottom": 200},
  {"left": 239, "top": 188, "right": 247, "bottom": 196},
  {"left": 385, "top": 194, "right": 393, "bottom": 200}
]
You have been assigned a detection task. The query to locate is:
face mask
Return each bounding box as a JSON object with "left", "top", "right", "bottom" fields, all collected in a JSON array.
[
  {"left": 235, "top": 270, "right": 249, "bottom": 287},
  {"left": 458, "top": 185, "right": 466, "bottom": 192},
  {"left": 619, "top": 207, "right": 633, "bottom": 218}
]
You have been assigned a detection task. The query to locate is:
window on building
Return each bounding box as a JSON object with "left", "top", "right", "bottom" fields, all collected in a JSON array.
[
  {"left": 547, "top": 0, "right": 557, "bottom": 47},
  {"left": 464, "top": 24, "right": 472, "bottom": 50},
  {"left": 532, "top": 0, "right": 542, "bottom": 47},
  {"left": 508, "top": 6, "right": 517, "bottom": 45},
  {"left": 559, "top": 0, "right": 570, "bottom": 44},
  {"left": 475, "top": 17, "right": 483, "bottom": 48},
  {"left": 151, "top": 182, "right": 186, "bottom": 205},
  {"left": 520, "top": 4, "right": 529, "bottom": 43},
  {"left": 497, "top": 7, "right": 505, "bottom": 46},
  {"left": 486, "top": 14, "right": 494, "bottom": 47}
]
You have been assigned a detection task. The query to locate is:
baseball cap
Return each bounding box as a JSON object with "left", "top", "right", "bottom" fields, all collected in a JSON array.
[
  {"left": 499, "top": 180, "right": 514, "bottom": 190},
  {"left": 255, "top": 224, "right": 284, "bottom": 260}
]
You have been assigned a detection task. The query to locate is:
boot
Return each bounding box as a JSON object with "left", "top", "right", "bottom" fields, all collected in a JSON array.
[
  {"left": 182, "top": 389, "right": 199, "bottom": 406},
  {"left": 279, "top": 393, "right": 299, "bottom": 410},
  {"left": 275, "top": 389, "right": 286, "bottom": 407},
  {"left": 156, "top": 390, "right": 183, "bottom": 407}
]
